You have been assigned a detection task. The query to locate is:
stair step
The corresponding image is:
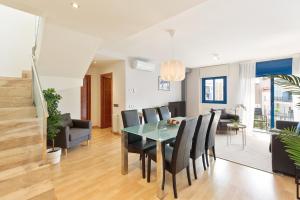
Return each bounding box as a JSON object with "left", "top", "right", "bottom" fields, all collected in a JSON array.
[
  {"left": 0, "top": 164, "right": 51, "bottom": 197},
  {"left": 0, "top": 107, "right": 36, "bottom": 121},
  {"left": 0, "top": 118, "right": 40, "bottom": 135},
  {"left": 22, "top": 70, "right": 32, "bottom": 79},
  {"left": 29, "top": 189, "right": 56, "bottom": 200},
  {"left": 0, "top": 87, "right": 32, "bottom": 98},
  {"left": 0, "top": 129, "right": 41, "bottom": 151},
  {"left": 0, "top": 97, "right": 32, "bottom": 108},
  {"left": 0, "top": 162, "right": 42, "bottom": 182},
  {"left": 0, "top": 78, "right": 32, "bottom": 87},
  {"left": 0, "top": 180, "right": 54, "bottom": 200},
  {"left": 0, "top": 144, "right": 43, "bottom": 171}
]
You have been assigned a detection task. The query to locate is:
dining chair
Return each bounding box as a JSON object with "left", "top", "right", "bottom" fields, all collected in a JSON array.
[
  {"left": 157, "top": 106, "right": 171, "bottom": 120},
  {"left": 142, "top": 108, "right": 159, "bottom": 123},
  {"left": 121, "top": 110, "right": 156, "bottom": 178},
  {"left": 190, "top": 113, "right": 211, "bottom": 179},
  {"left": 205, "top": 111, "right": 221, "bottom": 167},
  {"left": 146, "top": 118, "right": 197, "bottom": 198}
]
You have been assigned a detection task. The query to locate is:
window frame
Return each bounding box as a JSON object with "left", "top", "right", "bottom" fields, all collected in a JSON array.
[{"left": 201, "top": 76, "right": 227, "bottom": 104}]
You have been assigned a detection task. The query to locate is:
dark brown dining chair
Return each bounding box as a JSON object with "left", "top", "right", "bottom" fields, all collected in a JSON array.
[
  {"left": 205, "top": 111, "right": 221, "bottom": 167},
  {"left": 121, "top": 110, "right": 156, "bottom": 178},
  {"left": 142, "top": 108, "right": 159, "bottom": 123},
  {"left": 146, "top": 118, "right": 197, "bottom": 198},
  {"left": 157, "top": 106, "right": 171, "bottom": 120},
  {"left": 190, "top": 113, "right": 211, "bottom": 179}
]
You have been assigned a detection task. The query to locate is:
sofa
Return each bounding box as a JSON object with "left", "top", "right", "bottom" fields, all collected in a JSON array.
[
  {"left": 271, "top": 120, "right": 299, "bottom": 176},
  {"left": 55, "top": 113, "right": 92, "bottom": 155},
  {"left": 211, "top": 108, "right": 239, "bottom": 133}
]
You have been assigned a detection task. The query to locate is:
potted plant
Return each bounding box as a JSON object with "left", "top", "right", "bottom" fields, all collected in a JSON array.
[
  {"left": 274, "top": 75, "right": 300, "bottom": 198},
  {"left": 43, "top": 88, "right": 62, "bottom": 164}
]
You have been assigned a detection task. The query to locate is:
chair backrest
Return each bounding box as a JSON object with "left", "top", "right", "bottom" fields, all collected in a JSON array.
[
  {"left": 172, "top": 118, "right": 197, "bottom": 173},
  {"left": 142, "top": 108, "right": 158, "bottom": 123},
  {"left": 121, "top": 110, "right": 142, "bottom": 143},
  {"left": 205, "top": 111, "right": 221, "bottom": 149},
  {"left": 191, "top": 113, "right": 211, "bottom": 159},
  {"left": 157, "top": 106, "right": 171, "bottom": 120}
]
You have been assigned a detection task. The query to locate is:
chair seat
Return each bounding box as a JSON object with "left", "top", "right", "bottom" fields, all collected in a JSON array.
[
  {"left": 129, "top": 140, "right": 156, "bottom": 152},
  {"left": 69, "top": 128, "right": 90, "bottom": 141},
  {"left": 148, "top": 145, "right": 173, "bottom": 166}
]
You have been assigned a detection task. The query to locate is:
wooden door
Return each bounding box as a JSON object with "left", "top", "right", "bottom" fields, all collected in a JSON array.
[
  {"left": 101, "top": 73, "right": 112, "bottom": 128},
  {"left": 81, "top": 75, "right": 91, "bottom": 120}
]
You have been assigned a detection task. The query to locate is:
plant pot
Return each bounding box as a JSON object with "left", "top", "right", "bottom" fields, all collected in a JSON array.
[{"left": 47, "top": 147, "right": 62, "bottom": 164}]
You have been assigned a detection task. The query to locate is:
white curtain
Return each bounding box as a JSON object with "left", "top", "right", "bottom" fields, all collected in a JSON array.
[{"left": 238, "top": 62, "right": 256, "bottom": 133}]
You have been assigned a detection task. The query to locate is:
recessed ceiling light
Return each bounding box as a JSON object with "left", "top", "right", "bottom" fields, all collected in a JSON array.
[
  {"left": 71, "top": 2, "right": 79, "bottom": 9},
  {"left": 212, "top": 53, "right": 220, "bottom": 61}
]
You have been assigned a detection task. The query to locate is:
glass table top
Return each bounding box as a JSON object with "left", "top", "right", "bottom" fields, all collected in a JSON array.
[{"left": 122, "top": 117, "right": 185, "bottom": 142}]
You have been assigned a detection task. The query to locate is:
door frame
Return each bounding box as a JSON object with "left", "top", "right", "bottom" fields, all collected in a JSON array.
[
  {"left": 80, "top": 75, "right": 91, "bottom": 120},
  {"left": 100, "top": 73, "right": 113, "bottom": 128}
]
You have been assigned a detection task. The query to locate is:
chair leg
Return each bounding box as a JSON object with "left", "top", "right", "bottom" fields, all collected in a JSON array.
[
  {"left": 162, "top": 169, "right": 165, "bottom": 190},
  {"left": 202, "top": 154, "right": 206, "bottom": 170},
  {"left": 142, "top": 154, "right": 146, "bottom": 179},
  {"left": 147, "top": 157, "right": 151, "bottom": 183},
  {"left": 64, "top": 149, "right": 68, "bottom": 156},
  {"left": 87, "top": 140, "right": 90, "bottom": 146},
  {"left": 212, "top": 146, "right": 216, "bottom": 161},
  {"left": 186, "top": 165, "right": 192, "bottom": 186},
  {"left": 205, "top": 150, "right": 209, "bottom": 167},
  {"left": 192, "top": 159, "right": 197, "bottom": 179},
  {"left": 172, "top": 174, "right": 178, "bottom": 199}
]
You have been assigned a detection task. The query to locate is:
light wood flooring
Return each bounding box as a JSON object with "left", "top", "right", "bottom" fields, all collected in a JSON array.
[{"left": 51, "top": 128, "right": 296, "bottom": 200}]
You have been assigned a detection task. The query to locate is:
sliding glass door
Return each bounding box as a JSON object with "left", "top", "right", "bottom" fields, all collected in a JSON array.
[
  {"left": 254, "top": 58, "right": 293, "bottom": 132},
  {"left": 274, "top": 77, "right": 294, "bottom": 122},
  {"left": 254, "top": 77, "right": 271, "bottom": 131}
]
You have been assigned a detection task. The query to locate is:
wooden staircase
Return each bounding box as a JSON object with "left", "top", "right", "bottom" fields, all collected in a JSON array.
[{"left": 0, "top": 72, "right": 57, "bottom": 200}]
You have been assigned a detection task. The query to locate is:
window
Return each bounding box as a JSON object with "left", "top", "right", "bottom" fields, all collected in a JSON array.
[{"left": 202, "top": 76, "right": 227, "bottom": 104}]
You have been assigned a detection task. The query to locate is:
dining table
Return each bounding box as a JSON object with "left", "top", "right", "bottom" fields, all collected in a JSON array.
[{"left": 121, "top": 117, "right": 185, "bottom": 199}]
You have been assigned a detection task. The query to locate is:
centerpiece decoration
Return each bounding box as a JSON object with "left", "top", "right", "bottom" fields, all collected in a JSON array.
[{"left": 167, "top": 118, "right": 180, "bottom": 125}]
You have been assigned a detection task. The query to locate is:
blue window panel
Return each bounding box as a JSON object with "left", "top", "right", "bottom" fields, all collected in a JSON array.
[
  {"left": 202, "top": 76, "right": 227, "bottom": 104},
  {"left": 256, "top": 58, "right": 292, "bottom": 77}
]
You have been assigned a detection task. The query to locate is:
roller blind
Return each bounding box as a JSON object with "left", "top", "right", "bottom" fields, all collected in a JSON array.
[{"left": 256, "top": 58, "right": 292, "bottom": 77}]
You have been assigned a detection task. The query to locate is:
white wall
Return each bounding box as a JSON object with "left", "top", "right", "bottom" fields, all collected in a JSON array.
[
  {"left": 186, "top": 64, "right": 240, "bottom": 116},
  {"left": 0, "top": 5, "right": 36, "bottom": 77},
  {"left": 125, "top": 60, "right": 182, "bottom": 110},
  {"left": 40, "top": 76, "right": 82, "bottom": 119},
  {"left": 36, "top": 21, "right": 100, "bottom": 78},
  {"left": 35, "top": 20, "right": 101, "bottom": 119},
  {"left": 87, "top": 61, "right": 126, "bottom": 132}
]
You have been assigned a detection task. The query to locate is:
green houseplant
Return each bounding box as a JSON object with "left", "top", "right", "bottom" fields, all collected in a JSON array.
[
  {"left": 43, "top": 88, "right": 62, "bottom": 164},
  {"left": 273, "top": 74, "right": 300, "bottom": 199},
  {"left": 273, "top": 75, "right": 300, "bottom": 166}
]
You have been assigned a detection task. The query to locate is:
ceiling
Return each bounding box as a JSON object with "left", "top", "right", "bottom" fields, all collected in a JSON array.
[
  {"left": 0, "top": 0, "right": 205, "bottom": 41},
  {"left": 108, "top": 0, "right": 300, "bottom": 67},
  {"left": 2, "top": 0, "right": 300, "bottom": 68}
]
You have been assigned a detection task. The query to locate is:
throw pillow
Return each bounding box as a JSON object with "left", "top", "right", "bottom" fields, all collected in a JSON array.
[{"left": 60, "top": 113, "right": 74, "bottom": 128}]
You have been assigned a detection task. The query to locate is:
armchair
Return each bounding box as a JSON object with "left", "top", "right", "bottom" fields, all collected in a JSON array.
[{"left": 55, "top": 113, "right": 92, "bottom": 155}]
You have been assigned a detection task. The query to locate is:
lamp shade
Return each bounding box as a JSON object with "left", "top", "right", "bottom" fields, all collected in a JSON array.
[{"left": 160, "top": 59, "right": 185, "bottom": 81}]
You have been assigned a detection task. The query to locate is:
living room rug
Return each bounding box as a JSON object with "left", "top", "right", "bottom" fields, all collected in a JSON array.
[{"left": 215, "top": 131, "right": 272, "bottom": 173}]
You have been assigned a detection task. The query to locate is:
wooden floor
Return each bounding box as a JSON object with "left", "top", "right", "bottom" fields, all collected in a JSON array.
[{"left": 51, "top": 128, "right": 296, "bottom": 200}]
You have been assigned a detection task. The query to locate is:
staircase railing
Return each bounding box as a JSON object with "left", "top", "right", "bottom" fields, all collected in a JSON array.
[{"left": 31, "top": 55, "right": 49, "bottom": 162}]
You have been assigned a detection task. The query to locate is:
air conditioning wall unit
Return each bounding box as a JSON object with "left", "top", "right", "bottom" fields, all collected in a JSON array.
[{"left": 132, "top": 59, "right": 155, "bottom": 72}]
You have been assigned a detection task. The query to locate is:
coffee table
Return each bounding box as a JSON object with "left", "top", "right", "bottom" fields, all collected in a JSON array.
[{"left": 227, "top": 123, "right": 247, "bottom": 149}]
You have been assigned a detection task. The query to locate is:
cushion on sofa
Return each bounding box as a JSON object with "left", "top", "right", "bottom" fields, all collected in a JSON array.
[
  {"left": 69, "top": 128, "right": 90, "bottom": 141},
  {"left": 60, "top": 113, "right": 74, "bottom": 128}
]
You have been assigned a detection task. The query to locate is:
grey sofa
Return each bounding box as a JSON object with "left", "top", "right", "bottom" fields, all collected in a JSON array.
[
  {"left": 271, "top": 120, "right": 299, "bottom": 176},
  {"left": 55, "top": 113, "right": 92, "bottom": 155}
]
